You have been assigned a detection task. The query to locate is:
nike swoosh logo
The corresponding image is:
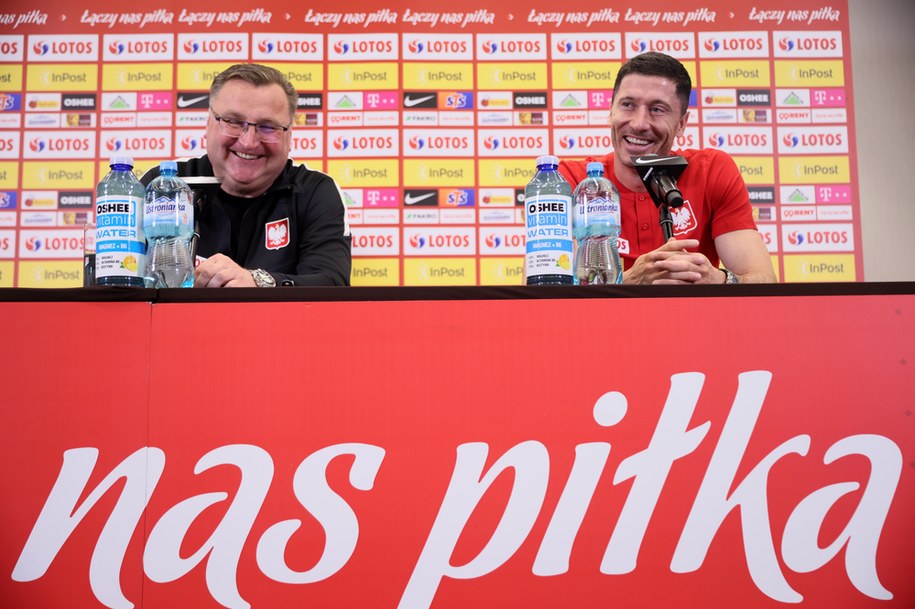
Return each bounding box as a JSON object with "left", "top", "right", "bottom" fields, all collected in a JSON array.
[
  {"left": 404, "top": 192, "right": 436, "bottom": 205},
  {"left": 403, "top": 94, "right": 436, "bottom": 108},
  {"left": 177, "top": 95, "right": 209, "bottom": 108},
  {"left": 633, "top": 156, "right": 670, "bottom": 165}
]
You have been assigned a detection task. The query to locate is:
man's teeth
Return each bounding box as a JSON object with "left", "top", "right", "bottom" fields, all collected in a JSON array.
[
  {"left": 234, "top": 152, "right": 259, "bottom": 160},
  {"left": 625, "top": 136, "right": 651, "bottom": 146}
]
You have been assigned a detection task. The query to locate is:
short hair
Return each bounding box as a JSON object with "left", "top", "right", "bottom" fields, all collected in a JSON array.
[
  {"left": 612, "top": 52, "right": 691, "bottom": 116},
  {"left": 210, "top": 63, "right": 298, "bottom": 121}
]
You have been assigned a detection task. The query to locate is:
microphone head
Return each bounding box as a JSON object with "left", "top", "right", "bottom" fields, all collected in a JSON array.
[
  {"left": 630, "top": 155, "right": 689, "bottom": 210},
  {"left": 630, "top": 154, "right": 688, "bottom": 182}
]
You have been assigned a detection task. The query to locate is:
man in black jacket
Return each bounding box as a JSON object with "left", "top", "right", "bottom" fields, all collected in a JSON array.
[{"left": 144, "top": 64, "right": 351, "bottom": 287}]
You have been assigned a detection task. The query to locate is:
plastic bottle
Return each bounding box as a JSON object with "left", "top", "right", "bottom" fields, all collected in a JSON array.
[
  {"left": 572, "top": 161, "right": 623, "bottom": 285},
  {"left": 524, "top": 155, "right": 574, "bottom": 285},
  {"left": 95, "top": 155, "right": 146, "bottom": 287},
  {"left": 144, "top": 161, "right": 194, "bottom": 288}
]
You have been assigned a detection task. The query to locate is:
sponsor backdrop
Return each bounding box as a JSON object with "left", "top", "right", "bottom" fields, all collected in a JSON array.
[
  {"left": 0, "top": 293, "right": 913, "bottom": 607},
  {"left": 0, "top": 0, "right": 860, "bottom": 286}
]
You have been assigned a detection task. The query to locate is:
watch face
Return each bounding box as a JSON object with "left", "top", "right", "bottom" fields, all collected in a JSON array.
[{"left": 252, "top": 269, "right": 275, "bottom": 287}]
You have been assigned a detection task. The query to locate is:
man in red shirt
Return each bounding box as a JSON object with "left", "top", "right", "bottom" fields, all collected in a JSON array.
[{"left": 559, "top": 52, "right": 775, "bottom": 284}]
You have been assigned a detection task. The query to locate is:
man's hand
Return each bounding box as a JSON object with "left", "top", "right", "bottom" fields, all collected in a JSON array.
[
  {"left": 623, "top": 238, "right": 725, "bottom": 285},
  {"left": 193, "top": 254, "right": 257, "bottom": 288}
]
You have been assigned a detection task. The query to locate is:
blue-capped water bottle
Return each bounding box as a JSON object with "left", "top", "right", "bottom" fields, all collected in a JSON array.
[
  {"left": 524, "top": 155, "right": 574, "bottom": 285},
  {"left": 144, "top": 161, "right": 194, "bottom": 288},
  {"left": 572, "top": 161, "right": 622, "bottom": 285},
  {"left": 95, "top": 155, "right": 146, "bottom": 287}
]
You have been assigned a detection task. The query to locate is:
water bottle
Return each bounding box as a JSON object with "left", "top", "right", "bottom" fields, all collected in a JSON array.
[
  {"left": 144, "top": 161, "right": 194, "bottom": 288},
  {"left": 524, "top": 155, "right": 574, "bottom": 285},
  {"left": 95, "top": 155, "right": 146, "bottom": 287},
  {"left": 572, "top": 161, "right": 623, "bottom": 285}
]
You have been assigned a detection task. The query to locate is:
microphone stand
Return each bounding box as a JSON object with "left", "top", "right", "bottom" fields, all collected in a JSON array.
[
  {"left": 656, "top": 187, "right": 675, "bottom": 241},
  {"left": 631, "top": 155, "right": 689, "bottom": 243}
]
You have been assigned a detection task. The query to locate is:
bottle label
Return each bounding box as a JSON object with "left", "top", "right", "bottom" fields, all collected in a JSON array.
[
  {"left": 574, "top": 196, "right": 621, "bottom": 235},
  {"left": 524, "top": 194, "right": 574, "bottom": 279},
  {"left": 145, "top": 192, "right": 192, "bottom": 232},
  {"left": 95, "top": 194, "right": 145, "bottom": 281}
]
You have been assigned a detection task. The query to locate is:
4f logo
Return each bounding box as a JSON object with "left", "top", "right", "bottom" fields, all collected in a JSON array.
[{"left": 265, "top": 218, "right": 290, "bottom": 250}]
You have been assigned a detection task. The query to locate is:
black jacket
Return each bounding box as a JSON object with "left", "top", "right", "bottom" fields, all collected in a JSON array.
[{"left": 142, "top": 156, "right": 351, "bottom": 286}]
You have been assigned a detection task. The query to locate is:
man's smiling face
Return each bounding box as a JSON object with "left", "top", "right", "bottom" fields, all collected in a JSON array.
[{"left": 206, "top": 80, "right": 292, "bottom": 197}]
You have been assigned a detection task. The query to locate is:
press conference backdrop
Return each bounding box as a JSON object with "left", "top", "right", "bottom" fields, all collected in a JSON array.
[{"left": 0, "top": 0, "right": 866, "bottom": 286}]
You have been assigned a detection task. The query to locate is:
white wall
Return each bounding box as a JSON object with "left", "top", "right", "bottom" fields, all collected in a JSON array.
[{"left": 849, "top": 0, "right": 915, "bottom": 280}]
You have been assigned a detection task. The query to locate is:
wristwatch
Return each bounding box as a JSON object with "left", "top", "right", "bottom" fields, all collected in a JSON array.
[
  {"left": 249, "top": 268, "right": 277, "bottom": 288},
  {"left": 722, "top": 268, "right": 739, "bottom": 284}
]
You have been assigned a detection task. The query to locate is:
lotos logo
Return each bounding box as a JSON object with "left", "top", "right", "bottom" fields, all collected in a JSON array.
[
  {"left": 409, "top": 234, "right": 426, "bottom": 248},
  {"left": 481, "top": 40, "right": 499, "bottom": 54},
  {"left": 704, "top": 39, "right": 721, "bottom": 52},
  {"left": 108, "top": 41, "right": 126, "bottom": 55},
  {"left": 485, "top": 234, "right": 502, "bottom": 248},
  {"left": 787, "top": 231, "right": 804, "bottom": 245},
  {"left": 28, "top": 138, "right": 46, "bottom": 153},
  {"left": 783, "top": 133, "right": 800, "bottom": 148},
  {"left": 559, "top": 136, "right": 576, "bottom": 149},
  {"left": 182, "top": 40, "right": 200, "bottom": 54},
  {"left": 31, "top": 41, "right": 50, "bottom": 55},
  {"left": 24, "top": 237, "right": 42, "bottom": 251},
  {"left": 408, "top": 40, "right": 424, "bottom": 54},
  {"left": 708, "top": 133, "right": 726, "bottom": 148},
  {"left": 181, "top": 136, "right": 201, "bottom": 151},
  {"left": 333, "top": 138, "right": 350, "bottom": 151},
  {"left": 409, "top": 137, "right": 426, "bottom": 150},
  {"left": 556, "top": 40, "right": 573, "bottom": 54},
  {"left": 779, "top": 39, "right": 794, "bottom": 52},
  {"left": 333, "top": 41, "right": 351, "bottom": 54},
  {"left": 257, "top": 40, "right": 275, "bottom": 54},
  {"left": 483, "top": 137, "right": 500, "bottom": 151},
  {"left": 630, "top": 40, "right": 649, "bottom": 53}
]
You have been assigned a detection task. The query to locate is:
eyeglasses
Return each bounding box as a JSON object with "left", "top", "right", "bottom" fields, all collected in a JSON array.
[{"left": 209, "top": 110, "right": 291, "bottom": 143}]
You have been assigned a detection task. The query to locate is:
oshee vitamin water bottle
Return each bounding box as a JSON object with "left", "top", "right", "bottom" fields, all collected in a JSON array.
[
  {"left": 524, "top": 155, "right": 574, "bottom": 285},
  {"left": 95, "top": 155, "right": 146, "bottom": 287}
]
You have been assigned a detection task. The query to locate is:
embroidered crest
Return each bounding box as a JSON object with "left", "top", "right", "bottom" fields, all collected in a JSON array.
[
  {"left": 670, "top": 200, "right": 698, "bottom": 236},
  {"left": 265, "top": 218, "right": 290, "bottom": 250}
]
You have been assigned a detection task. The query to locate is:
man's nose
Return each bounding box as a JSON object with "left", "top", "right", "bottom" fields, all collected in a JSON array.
[
  {"left": 237, "top": 124, "right": 260, "bottom": 146},
  {"left": 630, "top": 106, "right": 651, "bottom": 129}
]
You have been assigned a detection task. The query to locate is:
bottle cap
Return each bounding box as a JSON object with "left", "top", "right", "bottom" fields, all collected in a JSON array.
[
  {"left": 536, "top": 155, "right": 559, "bottom": 167},
  {"left": 586, "top": 161, "right": 604, "bottom": 174},
  {"left": 109, "top": 154, "right": 134, "bottom": 168},
  {"left": 159, "top": 160, "right": 178, "bottom": 174}
]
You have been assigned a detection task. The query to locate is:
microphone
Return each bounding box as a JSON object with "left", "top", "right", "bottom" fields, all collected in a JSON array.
[{"left": 631, "top": 154, "right": 688, "bottom": 209}]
